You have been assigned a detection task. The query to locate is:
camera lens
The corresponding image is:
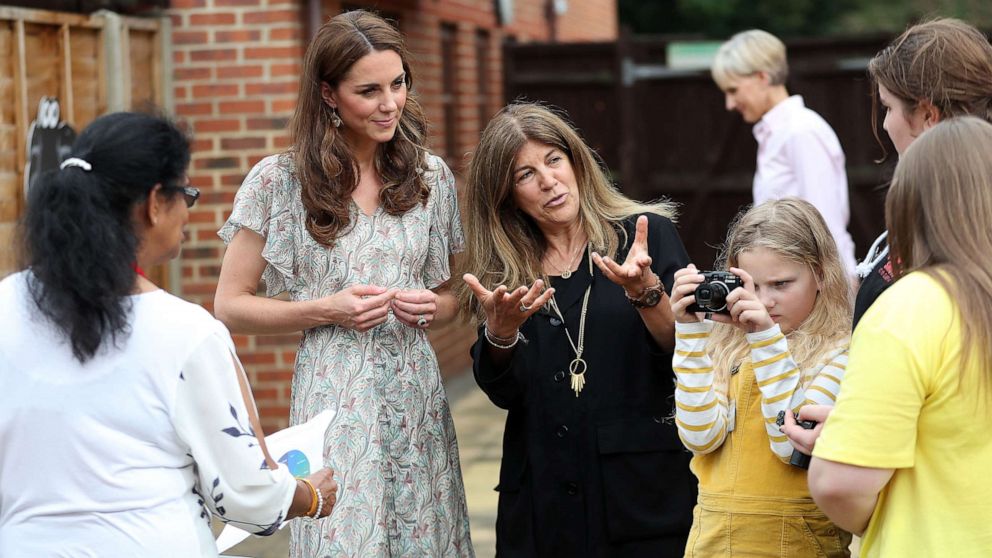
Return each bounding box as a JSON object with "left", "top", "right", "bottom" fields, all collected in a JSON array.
[
  {"left": 707, "top": 282, "right": 730, "bottom": 311},
  {"left": 696, "top": 284, "right": 714, "bottom": 303}
]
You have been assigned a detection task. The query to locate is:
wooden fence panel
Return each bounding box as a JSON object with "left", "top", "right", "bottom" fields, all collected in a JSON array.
[
  {"left": 0, "top": 6, "right": 165, "bottom": 282},
  {"left": 505, "top": 34, "right": 897, "bottom": 268}
]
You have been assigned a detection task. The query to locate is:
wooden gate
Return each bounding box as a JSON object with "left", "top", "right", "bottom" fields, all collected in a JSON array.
[
  {"left": 0, "top": 5, "right": 169, "bottom": 282},
  {"left": 505, "top": 34, "right": 897, "bottom": 268}
]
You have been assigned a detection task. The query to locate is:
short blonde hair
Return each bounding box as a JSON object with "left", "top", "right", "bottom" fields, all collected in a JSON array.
[{"left": 711, "top": 29, "right": 788, "bottom": 90}]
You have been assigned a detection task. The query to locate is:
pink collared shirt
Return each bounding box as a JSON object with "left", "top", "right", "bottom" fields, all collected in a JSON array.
[{"left": 752, "top": 95, "right": 857, "bottom": 275}]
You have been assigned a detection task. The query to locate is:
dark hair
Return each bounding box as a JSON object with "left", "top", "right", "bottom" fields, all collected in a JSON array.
[
  {"left": 290, "top": 9, "right": 429, "bottom": 247},
  {"left": 868, "top": 18, "right": 992, "bottom": 156},
  {"left": 21, "top": 111, "right": 190, "bottom": 363}
]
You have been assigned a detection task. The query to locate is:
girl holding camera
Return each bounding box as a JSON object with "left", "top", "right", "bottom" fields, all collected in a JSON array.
[{"left": 669, "top": 198, "right": 852, "bottom": 557}]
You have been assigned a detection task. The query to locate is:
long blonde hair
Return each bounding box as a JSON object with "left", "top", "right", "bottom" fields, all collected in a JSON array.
[
  {"left": 456, "top": 102, "right": 676, "bottom": 321},
  {"left": 707, "top": 199, "right": 851, "bottom": 390},
  {"left": 887, "top": 117, "right": 992, "bottom": 398}
]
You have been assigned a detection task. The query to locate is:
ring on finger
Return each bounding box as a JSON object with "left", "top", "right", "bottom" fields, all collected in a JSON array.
[
  {"left": 519, "top": 303, "right": 531, "bottom": 312},
  {"left": 417, "top": 315, "right": 428, "bottom": 327}
]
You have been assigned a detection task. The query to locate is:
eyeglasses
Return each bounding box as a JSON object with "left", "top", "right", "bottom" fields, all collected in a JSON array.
[{"left": 179, "top": 186, "right": 200, "bottom": 208}]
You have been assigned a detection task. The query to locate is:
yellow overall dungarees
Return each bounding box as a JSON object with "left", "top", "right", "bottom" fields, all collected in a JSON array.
[{"left": 683, "top": 360, "right": 852, "bottom": 557}]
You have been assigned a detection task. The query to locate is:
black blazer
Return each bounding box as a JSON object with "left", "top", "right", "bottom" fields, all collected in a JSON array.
[{"left": 472, "top": 214, "right": 698, "bottom": 558}]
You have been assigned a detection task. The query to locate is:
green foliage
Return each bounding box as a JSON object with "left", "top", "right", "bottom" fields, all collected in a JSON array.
[{"left": 619, "top": 0, "right": 992, "bottom": 38}]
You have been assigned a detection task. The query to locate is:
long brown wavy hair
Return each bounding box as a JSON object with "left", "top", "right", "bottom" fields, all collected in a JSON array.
[
  {"left": 456, "top": 102, "right": 677, "bottom": 322},
  {"left": 706, "top": 199, "right": 852, "bottom": 392},
  {"left": 887, "top": 117, "right": 992, "bottom": 399},
  {"left": 868, "top": 18, "right": 992, "bottom": 157},
  {"left": 290, "top": 10, "right": 429, "bottom": 246}
]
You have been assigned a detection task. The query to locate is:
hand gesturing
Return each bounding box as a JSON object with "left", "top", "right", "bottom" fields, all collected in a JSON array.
[
  {"left": 592, "top": 215, "right": 659, "bottom": 296},
  {"left": 462, "top": 274, "right": 555, "bottom": 339}
]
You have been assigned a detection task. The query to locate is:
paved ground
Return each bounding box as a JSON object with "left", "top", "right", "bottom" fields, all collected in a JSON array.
[
  {"left": 218, "top": 372, "right": 860, "bottom": 558},
  {"left": 219, "top": 371, "right": 503, "bottom": 558}
]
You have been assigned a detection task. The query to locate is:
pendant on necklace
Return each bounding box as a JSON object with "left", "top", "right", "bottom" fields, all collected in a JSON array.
[
  {"left": 561, "top": 269, "right": 572, "bottom": 279},
  {"left": 569, "top": 357, "right": 588, "bottom": 397}
]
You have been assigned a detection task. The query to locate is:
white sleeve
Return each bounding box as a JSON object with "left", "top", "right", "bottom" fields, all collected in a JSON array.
[
  {"left": 673, "top": 321, "right": 730, "bottom": 455},
  {"left": 786, "top": 129, "right": 858, "bottom": 275},
  {"left": 172, "top": 328, "right": 296, "bottom": 535}
]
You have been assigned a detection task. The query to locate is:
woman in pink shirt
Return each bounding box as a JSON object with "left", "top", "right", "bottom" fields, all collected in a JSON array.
[{"left": 711, "top": 29, "right": 857, "bottom": 278}]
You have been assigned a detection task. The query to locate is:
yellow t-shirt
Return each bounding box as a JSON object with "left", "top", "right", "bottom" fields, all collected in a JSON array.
[{"left": 814, "top": 272, "right": 992, "bottom": 557}]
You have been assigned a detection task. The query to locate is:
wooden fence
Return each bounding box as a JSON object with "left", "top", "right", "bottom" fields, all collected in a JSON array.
[
  {"left": 505, "top": 34, "right": 898, "bottom": 268},
  {"left": 0, "top": 5, "right": 169, "bottom": 283}
]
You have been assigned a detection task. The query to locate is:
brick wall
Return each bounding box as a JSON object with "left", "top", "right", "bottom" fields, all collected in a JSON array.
[{"left": 168, "top": 0, "right": 617, "bottom": 431}]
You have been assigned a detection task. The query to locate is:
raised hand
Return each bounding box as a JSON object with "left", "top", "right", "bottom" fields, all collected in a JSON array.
[
  {"left": 390, "top": 289, "right": 438, "bottom": 329},
  {"left": 320, "top": 284, "right": 398, "bottom": 332},
  {"left": 592, "top": 215, "right": 659, "bottom": 296},
  {"left": 711, "top": 267, "right": 774, "bottom": 333},
  {"left": 462, "top": 274, "right": 555, "bottom": 340},
  {"left": 670, "top": 264, "right": 706, "bottom": 323}
]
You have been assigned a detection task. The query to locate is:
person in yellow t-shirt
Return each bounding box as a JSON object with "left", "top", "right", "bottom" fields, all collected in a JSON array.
[{"left": 809, "top": 117, "right": 992, "bottom": 557}]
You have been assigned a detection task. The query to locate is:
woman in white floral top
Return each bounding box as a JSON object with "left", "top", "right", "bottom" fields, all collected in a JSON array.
[{"left": 215, "top": 10, "right": 473, "bottom": 558}]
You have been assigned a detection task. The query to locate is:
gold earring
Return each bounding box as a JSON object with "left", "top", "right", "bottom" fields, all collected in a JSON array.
[{"left": 330, "top": 107, "right": 342, "bottom": 128}]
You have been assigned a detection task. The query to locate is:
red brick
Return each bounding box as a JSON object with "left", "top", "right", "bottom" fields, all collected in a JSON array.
[
  {"left": 215, "top": 0, "right": 261, "bottom": 6},
  {"left": 221, "top": 136, "right": 267, "bottom": 150},
  {"left": 195, "top": 229, "right": 221, "bottom": 242},
  {"left": 247, "top": 117, "right": 290, "bottom": 131},
  {"left": 190, "top": 138, "right": 214, "bottom": 152},
  {"left": 232, "top": 334, "right": 251, "bottom": 349},
  {"left": 192, "top": 83, "right": 240, "bottom": 99},
  {"left": 245, "top": 82, "right": 298, "bottom": 96},
  {"left": 171, "top": 0, "right": 205, "bottom": 7},
  {"left": 201, "top": 191, "right": 237, "bottom": 205},
  {"left": 173, "top": 51, "right": 186, "bottom": 64},
  {"left": 257, "top": 371, "right": 295, "bottom": 383},
  {"left": 269, "top": 27, "right": 301, "bottom": 41},
  {"left": 220, "top": 174, "right": 249, "bottom": 187},
  {"left": 174, "top": 30, "right": 208, "bottom": 45},
  {"left": 187, "top": 210, "right": 218, "bottom": 224},
  {"left": 241, "top": 352, "right": 277, "bottom": 365},
  {"left": 189, "top": 13, "right": 236, "bottom": 26},
  {"left": 194, "top": 119, "right": 241, "bottom": 133},
  {"left": 176, "top": 102, "right": 213, "bottom": 116},
  {"left": 194, "top": 156, "right": 241, "bottom": 170},
  {"left": 273, "top": 135, "right": 292, "bottom": 149},
  {"left": 243, "top": 9, "right": 299, "bottom": 24},
  {"left": 270, "top": 63, "right": 300, "bottom": 78},
  {"left": 190, "top": 49, "right": 237, "bottom": 63},
  {"left": 271, "top": 99, "right": 297, "bottom": 113},
  {"left": 217, "top": 65, "right": 264, "bottom": 79},
  {"left": 219, "top": 100, "right": 265, "bottom": 114},
  {"left": 175, "top": 67, "right": 211, "bottom": 80},
  {"left": 215, "top": 29, "right": 261, "bottom": 43},
  {"left": 257, "top": 334, "right": 303, "bottom": 346},
  {"left": 244, "top": 46, "right": 302, "bottom": 60}
]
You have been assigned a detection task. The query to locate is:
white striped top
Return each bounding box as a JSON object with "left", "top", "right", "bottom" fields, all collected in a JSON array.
[{"left": 673, "top": 321, "right": 848, "bottom": 461}]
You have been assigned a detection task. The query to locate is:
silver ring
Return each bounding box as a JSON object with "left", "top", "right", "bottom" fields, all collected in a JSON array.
[
  {"left": 417, "top": 316, "right": 428, "bottom": 327},
  {"left": 519, "top": 304, "right": 531, "bottom": 313}
]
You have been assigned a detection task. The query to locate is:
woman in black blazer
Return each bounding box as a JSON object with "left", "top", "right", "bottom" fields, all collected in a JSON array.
[{"left": 457, "top": 102, "right": 697, "bottom": 557}]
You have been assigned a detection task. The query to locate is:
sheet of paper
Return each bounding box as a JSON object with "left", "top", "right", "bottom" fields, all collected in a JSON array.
[{"left": 215, "top": 409, "right": 335, "bottom": 554}]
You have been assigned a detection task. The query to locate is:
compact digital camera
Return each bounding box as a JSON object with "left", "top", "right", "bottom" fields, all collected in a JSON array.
[
  {"left": 775, "top": 410, "right": 817, "bottom": 470},
  {"left": 687, "top": 271, "right": 743, "bottom": 314}
]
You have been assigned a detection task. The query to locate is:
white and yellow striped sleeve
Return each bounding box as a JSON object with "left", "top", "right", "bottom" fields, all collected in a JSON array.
[
  {"left": 795, "top": 345, "right": 848, "bottom": 408},
  {"left": 745, "top": 324, "right": 803, "bottom": 462},
  {"left": 673, "top": 321, "right": 729, "bottom": 455}
]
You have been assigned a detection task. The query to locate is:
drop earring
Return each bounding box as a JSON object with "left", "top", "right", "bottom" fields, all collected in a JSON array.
[{"left": 330, "top": 107, "right": 342, "bottom": 128}]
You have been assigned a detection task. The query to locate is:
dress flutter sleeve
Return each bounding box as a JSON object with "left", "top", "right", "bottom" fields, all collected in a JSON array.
[
  {"left": 218, "top": 155, "right": 298, "bottom": 296},
  {"left": 172, "top": 325, "right": 296, "bottom": 535},
  {"left": 422, "top": 155, "right": 465, "bottom": 289}
]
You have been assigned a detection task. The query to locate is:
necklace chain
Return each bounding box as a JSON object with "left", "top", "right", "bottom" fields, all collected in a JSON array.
[
  {"left": 548, "top": 244, "right": 592, "bottom": 397},
  {"left": 549, "top": 240, "right": 586, "bottom": 279}
]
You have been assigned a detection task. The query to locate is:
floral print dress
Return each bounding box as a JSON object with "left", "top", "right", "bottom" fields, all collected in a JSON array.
[{"left": 219, "top": 153, "right": 473, "bottom": 557}]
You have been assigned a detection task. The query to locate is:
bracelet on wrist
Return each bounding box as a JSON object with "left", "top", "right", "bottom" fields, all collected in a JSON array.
[
  {"left": 300, "top": 478, "right": 319, "bottom": 517},
  {"left": 484, "top": 324, "right": 523, "bottom": 349}
]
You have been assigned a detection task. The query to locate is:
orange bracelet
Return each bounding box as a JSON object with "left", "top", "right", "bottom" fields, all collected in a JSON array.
[{"left": 300, "top": 478, "right": 318, "bottom": 517}]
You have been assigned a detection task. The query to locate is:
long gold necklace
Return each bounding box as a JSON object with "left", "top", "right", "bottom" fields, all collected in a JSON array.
[
  {"left": 547, "top": 244, "right": 592, "bottom": 397},
  {"left": 550, "top": 241, "right": 585, "bottom": 279}
]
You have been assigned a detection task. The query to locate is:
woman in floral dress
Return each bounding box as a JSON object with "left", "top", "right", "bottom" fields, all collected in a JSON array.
[{"left": 215, "top": 10, "right": 472, "bottom": 557}]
